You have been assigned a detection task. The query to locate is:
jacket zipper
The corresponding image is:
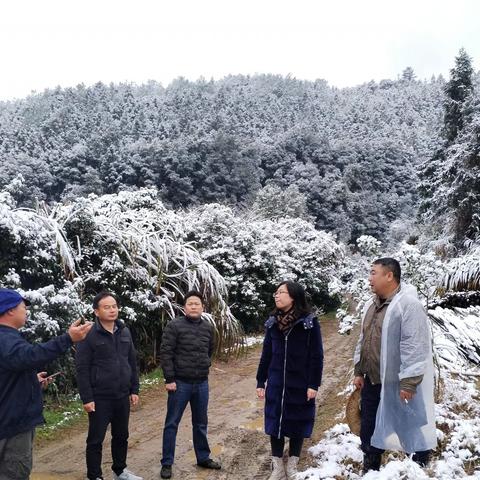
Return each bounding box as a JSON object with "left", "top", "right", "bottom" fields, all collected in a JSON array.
[{"left": 278, "top": 333, "right": 289, "bottom": 439}]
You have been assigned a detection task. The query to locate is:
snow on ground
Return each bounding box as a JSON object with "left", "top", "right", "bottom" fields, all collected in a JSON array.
[
  {"left": 298, "top": 373, "right": 480, "bottom": 479},
  {"left": 244, "top": 335, "right": 264, "bottom": 347}
]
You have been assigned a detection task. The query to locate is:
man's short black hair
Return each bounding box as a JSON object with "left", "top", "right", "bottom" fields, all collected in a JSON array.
[
  {"left": 373, "top": 257, "right": 401, "bottom": 283},
  {"left": 184, "top": 291, "right": 204, "bottom": 305},
  {"left": 93, "top": 291, "right": 119, "bottom": 309}
]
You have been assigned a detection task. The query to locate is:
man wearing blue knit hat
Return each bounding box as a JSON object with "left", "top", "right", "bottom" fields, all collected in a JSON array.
[{"left": 0, "top": 288, "right": 92, "bottom": 479}]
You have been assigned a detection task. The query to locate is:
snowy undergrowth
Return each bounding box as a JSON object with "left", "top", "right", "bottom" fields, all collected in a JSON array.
[
  {"left": 299, "top": 373, "right": 480, "bottom": 479},
  {"left": 430, "top": 306, "right": 480, "bottom": 368},
  {"left": 243, "top": 336, "right": 264, "bottom": 347}
]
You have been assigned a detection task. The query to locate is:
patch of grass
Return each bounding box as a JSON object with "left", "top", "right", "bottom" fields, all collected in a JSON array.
[
  {"left": 464, "top": 457, "right": 480, "bottom": 475},
  {"left": 320, "top": 310, "right": 338, "bottom": 322},
  {"left": 37, "top": 368, "right": 164, "bottom": 441},
  {"left": 37, "top": 396, "right": 85, "bottom": 441},
  {"left": 140, "top": 367, "right": 163, "bottom": 390}
]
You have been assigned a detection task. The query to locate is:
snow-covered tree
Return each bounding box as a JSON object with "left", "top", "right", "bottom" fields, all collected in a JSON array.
[
  {"left": 0, "top": 72, "right": 445, "bottom": 243},
  {"left": 418, "top": 50, "right": 478, "bottom": 249},
  {"left": 181, "top": 203, "right": 344, "bottom": 330},
  {"left": 443, "top": 48, "right": 474, "bottom": 143}
]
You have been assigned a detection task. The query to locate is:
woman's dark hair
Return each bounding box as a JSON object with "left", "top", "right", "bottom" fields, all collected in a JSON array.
[
  {"left": 184, "top": 290, "right": 204, "bottom": 305},
  {"left": 271, "top": 280, "right": 311, "bottom": 318},
  {"left": 92, "top": 291, "right": 119, "bottom": 309}
]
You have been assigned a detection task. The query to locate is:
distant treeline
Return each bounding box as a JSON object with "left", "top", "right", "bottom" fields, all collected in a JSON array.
[{"left": 0, "top": 71, "right": 446, "bottom": 242}]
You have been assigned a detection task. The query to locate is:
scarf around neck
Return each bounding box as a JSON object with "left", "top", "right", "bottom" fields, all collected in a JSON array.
[{"left": 276, "top": 308, "right": 297, "bottom": 334}]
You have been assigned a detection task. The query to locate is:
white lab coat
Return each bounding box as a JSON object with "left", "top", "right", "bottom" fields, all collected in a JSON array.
[{"left": 354, "top": 283, "right": 437, "bottom": 453}]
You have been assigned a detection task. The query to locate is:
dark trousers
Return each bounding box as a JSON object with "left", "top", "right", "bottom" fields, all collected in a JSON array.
[
  {"left": 270, "top": 436, "right": 304, "bottom": 458},
  {"left": 0, "top": 429, "right": 34, "bottom": 480},
  {"left": 86, "top": 396, "right": 130, "bottom": 480},
  {"left": 360, "top": 376, "right": 385, "bottom": 455},
  {"left": 161, "top": 379, "right": 210, "bottom": 466},
  {"left": 360, "top": 376, "right": 431, "bottom": 462}
]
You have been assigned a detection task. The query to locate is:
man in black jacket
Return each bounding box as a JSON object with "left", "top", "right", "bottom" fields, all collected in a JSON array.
[
  {"left": 0, "top": 288, "right": 92, "bottom": 480},
  {"left": 159, "top": 291, "right": 221, "bottom": 479},
  {"left": 76, "top": 291, "right": 142, "bottom": 480}
]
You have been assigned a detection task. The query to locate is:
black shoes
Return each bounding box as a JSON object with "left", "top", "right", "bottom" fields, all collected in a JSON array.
[
  {"left": 413, "top": 451, "right": 431, "bottom": 467},
  {"left": 160, "top": 465, "right": 172, "bottom": 479},
  {"left": 197, "top": 458, "right": 222, "bottom": 470},
  {"left": 161, "top": 458, "right": 221, "bottom": 478},
  {"left": 363, "top": 453, "right": 382, "bottom": 473}
]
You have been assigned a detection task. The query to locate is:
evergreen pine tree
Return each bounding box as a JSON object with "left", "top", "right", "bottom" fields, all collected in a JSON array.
[
  {"left": 418, "top": 49, "right": 475, "bottom": 245},
  {"left": 443, "top": 48, "right": 474, "bottom": 143}
]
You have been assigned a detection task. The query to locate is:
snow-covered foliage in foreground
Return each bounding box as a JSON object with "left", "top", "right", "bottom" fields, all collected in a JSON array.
[
  {"left": 444, "top": 246, "right": 480, "bottom": 292},
  {"left": 430, "top": 306, "right": 480, "bottom": 368},
  {"left": 299, "top": 373, "right": 480, "bottom": 479},
  {"left": 1, "top": 188, "right": 244, "bottom": 385},
  {"left": 0, "top": 186, "right": 345, "bottom": 387},
  {"left": 0, "top": 188, "right": 239, "bottom": 342}
]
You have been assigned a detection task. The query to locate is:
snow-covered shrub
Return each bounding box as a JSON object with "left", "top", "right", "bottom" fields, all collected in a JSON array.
[
  {"left": 1, "top": 186, "right": 346, "bottom": 388},
  {"left": 396, "top": 242, "right": 447, "bottom": 306},
  {"left": 429, "top": 306, "right": 480, "bottom": 370},
  {"left": 444, "top": 245, "right": 480, "bottom": 292},
  {"left": 335, "top": 236, "right": 383, "bottom": 334},
  {"left": 181, "top": 203, "right": 344, "bottom": 330},
  {"left": 252, "top": 184, "right": 312, "bottom": 221},
  {"left": 427, "top": 244, "right": 480, "bottom": 369},
  {"left": 356, "top": 235, "right": 382, "bottom": 257},
  {"left": 0, "top": 188, "right": 242, "bottom": 387}
]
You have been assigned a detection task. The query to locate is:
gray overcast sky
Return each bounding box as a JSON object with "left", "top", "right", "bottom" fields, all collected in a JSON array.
[{"left": 1, "top": 0, "right": 479, "bottom": 101}]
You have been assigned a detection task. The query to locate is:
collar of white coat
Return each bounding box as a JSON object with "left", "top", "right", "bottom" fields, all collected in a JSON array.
[
  {"left": 373, "top": 284, "right": 401, "bottom": 308},
  {"left": 363, "top": 282, "right": 419, "bottom": 316}
]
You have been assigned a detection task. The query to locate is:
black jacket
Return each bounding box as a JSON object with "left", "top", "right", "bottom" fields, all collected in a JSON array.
[
  {"left": 159, "top": 316, "right": 214, "bottom": 383},
  {"left": 0, "top": 325, "right": 72, "bottom": 440},
  {"left": 75, "top": 320, "right": 139, "bottom": 404}
]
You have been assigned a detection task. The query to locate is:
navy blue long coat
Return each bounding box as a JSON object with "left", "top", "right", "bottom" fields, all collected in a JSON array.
[{"left": 256, "top": 313, "right": 324, "bottom": 439}]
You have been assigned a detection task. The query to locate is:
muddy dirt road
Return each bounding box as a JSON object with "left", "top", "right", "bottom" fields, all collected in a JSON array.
[{"left": 32, "top": 316, "right": 358, "bottom": 480}]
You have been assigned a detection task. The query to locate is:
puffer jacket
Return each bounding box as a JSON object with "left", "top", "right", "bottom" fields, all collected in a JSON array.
[{"left": 159, "top": 316, "right": 214, "bottom": 383}]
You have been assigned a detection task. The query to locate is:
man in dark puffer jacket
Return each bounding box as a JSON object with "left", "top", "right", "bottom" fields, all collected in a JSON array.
[{"left": 159, "top": 291, "right": 221, "bottom": 479}]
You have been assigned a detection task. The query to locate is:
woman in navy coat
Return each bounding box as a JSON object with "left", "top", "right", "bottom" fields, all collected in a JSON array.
[{"left": 256, "top": 281, "right": 324, "bottom": 480}]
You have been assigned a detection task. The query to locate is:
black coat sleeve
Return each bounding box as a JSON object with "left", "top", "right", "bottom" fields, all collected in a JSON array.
[
  {"left": 256, "top": 327, "right": 272, "bottom": 388},
  {"left": 208, "top": 324, "right": 215, "bottom": 359},
  {"left": 127, "top": 328, "right": 140, "bottom": 395},
  {"left": 75, "top": 337, "right": 94, "bottom": 404},
  {"left": 159, "top": 321, "right": 177, "bottom": 383},
  {"left": 307, "top": 318, "right": 324, "bottom": 390}
]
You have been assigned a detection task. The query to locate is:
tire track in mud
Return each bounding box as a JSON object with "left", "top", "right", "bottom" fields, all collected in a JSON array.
[{"left": 32, "top": 316, "right": 358, "bottom": 480}]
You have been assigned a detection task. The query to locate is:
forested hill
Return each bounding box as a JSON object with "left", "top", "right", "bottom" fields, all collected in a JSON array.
[{"left": 0, "top": 73, "right": 445, "bottom": 242}]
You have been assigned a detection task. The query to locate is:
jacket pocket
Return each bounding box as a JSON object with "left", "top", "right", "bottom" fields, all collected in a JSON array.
[{"left": 94, "top": 341, "right": 110, "bottom": 359}]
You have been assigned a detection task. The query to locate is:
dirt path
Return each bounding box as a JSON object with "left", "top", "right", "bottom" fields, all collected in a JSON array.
[{"left": 32, "top": 316, "right": 358, "bottom": 480}]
